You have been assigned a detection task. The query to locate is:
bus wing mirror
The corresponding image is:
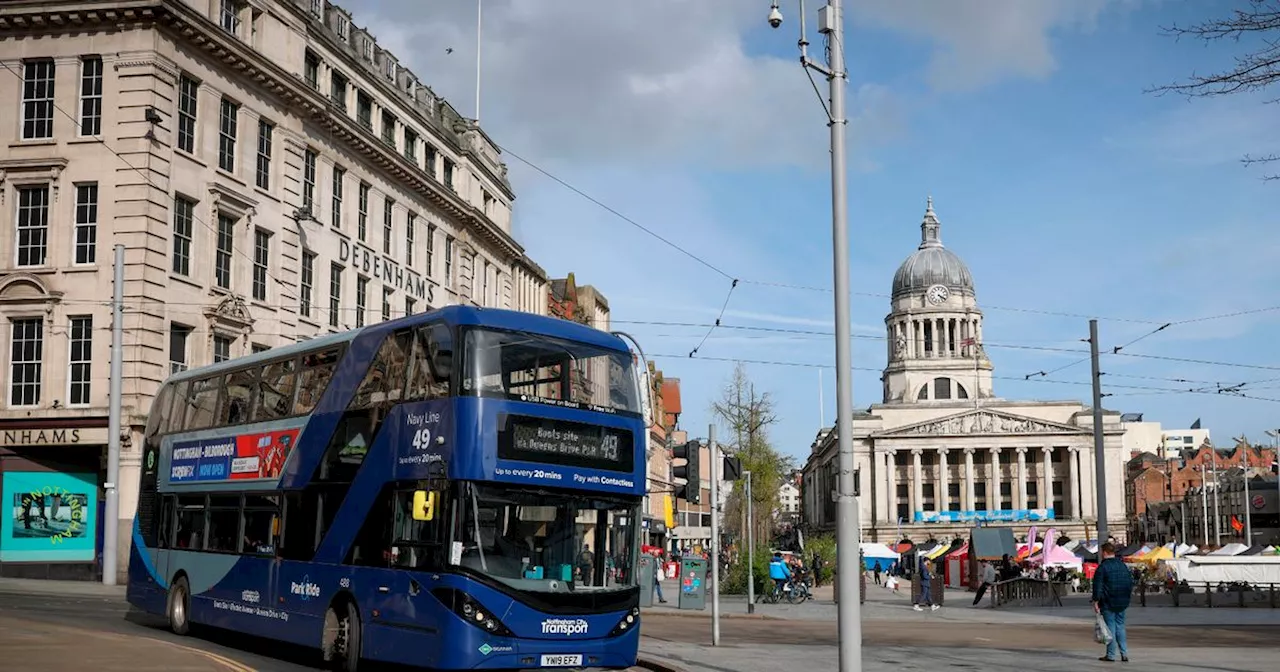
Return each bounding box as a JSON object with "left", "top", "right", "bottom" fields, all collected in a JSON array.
[{"left": 413, "top": 490, "right": 439, "bottom": 521}]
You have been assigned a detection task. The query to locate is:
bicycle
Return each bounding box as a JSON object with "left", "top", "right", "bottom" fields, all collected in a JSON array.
[{"left": 787, "top": 576, "right": 813, "bottom": 604}]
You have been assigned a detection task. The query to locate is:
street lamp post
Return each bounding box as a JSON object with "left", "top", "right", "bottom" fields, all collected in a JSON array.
[{"left": 767, "top": 2, "right": 861, "bottom": 670}]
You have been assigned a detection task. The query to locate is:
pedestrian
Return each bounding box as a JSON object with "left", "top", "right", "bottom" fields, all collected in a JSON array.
[
  {"left": 913, "top": 557, "right": 939, "bottom": 612},
  {"left": 653, "top": 567, "right": 667, "bottom": 604},
  {"left": 972, "top": 560, "right": 997, "bottom": 606},
  {"left": 1092, "top": 542, "right": 1133, "bottom": 662},
  {"left": 872, "top": 560, "right": 882, "bottom": 586}
]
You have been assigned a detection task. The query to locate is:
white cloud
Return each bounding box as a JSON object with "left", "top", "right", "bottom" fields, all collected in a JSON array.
[
  {"left": 339, "top": 0, "right": 904, "bottom": 171},
  {"left": 850, "top": 0, "right": 1131, "bottom": 91}
]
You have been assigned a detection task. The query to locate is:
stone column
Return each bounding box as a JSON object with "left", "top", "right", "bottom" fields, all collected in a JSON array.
[
  {"left": 989, "top": 448, "right": 1002, "bottom": 511},
  {"left": 963, "top": 448, "right": 976, "bottom": 513},
  {"left": 884, "top": 451, "right": 898, "bottom": 523},
  {"left": 1068, "top": 447, "right": 1081, "bottom": 519},
  {"left": 1016, "top": 447, "right": 1029, "bottom": 511},
  {"left": 1041, "top": 447, "right": 1053, "bottom": 516},
  {"left": 939, "top": 448, "right": 951, "bottom": 513},
  {"left": 912, "top": 448, "right": 924, "bottom": 522}
]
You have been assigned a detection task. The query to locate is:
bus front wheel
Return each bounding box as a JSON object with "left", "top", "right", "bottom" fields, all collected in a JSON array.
[
  {"left": 322, "top": 601, "right": 361, "bottom": 672},
  {"left": 167, "top": 577, "right": 191, "bottom": 636}
]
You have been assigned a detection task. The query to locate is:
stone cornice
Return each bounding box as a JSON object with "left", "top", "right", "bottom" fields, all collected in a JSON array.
[{"left": 0, "top": 0, "right": 524, "bottom": 261}]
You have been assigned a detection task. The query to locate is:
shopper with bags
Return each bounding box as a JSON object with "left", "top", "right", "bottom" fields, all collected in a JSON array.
[{"left": 1091, "top": 542, "right": 1133, "bottom": 662}]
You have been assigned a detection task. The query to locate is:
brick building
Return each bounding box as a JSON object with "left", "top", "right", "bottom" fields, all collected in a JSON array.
[{"left": 1126, "top": 439, "right": 1277, "bottom": 542}]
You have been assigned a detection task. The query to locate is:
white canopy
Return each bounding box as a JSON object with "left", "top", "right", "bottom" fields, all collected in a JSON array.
[
  {"left": 860, "top": 542, "right": 900, "bottom": 562},
  {"left": 1167, "top": 556, "right": 1280, "bottom": 584},
  {"left": 1209, "top": 543, "right": 1249, "bottom": 556}
]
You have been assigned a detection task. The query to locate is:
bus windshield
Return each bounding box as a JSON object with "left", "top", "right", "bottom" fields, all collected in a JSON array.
[
  {"left": 462, "top": 327, "right": 641, "bottom": 416},
  {"left": 453, "top": 483, "right": 638, "bottom": 594}
]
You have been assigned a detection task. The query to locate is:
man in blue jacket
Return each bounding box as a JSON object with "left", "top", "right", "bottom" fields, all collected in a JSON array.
[
  {"left": 768, "top": 552, "right": 791, "bottom": 600},
  {"left": 1091, "top": 542, "right": 1133, "bottom": 662},
  {"left": 914, "top": 557, "right": 939, "bottom": 612}
]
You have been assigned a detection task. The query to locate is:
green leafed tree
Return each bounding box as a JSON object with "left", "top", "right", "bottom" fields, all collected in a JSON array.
[
  {"left": 1150, "top": 0, "right": 1280, "bottom": 178},
  {"left": 711, "top": 363, "right": 794, "bottom": 552}
]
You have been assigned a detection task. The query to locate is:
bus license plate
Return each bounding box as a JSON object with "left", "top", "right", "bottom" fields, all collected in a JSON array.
[{"left": 540, "top": 654, "right": 583, "bottom": 667}]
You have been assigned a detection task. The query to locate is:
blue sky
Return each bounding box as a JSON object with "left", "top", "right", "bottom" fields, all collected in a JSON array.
[{"left": 344, "top": 0, "right": 1280, "bottom": 462}]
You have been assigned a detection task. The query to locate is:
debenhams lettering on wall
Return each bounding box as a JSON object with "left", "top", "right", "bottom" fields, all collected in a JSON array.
[{"left": 338, "top": 239, "right": 438, "bottom": 304}]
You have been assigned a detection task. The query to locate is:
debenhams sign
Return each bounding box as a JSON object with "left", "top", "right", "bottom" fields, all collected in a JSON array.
[
  {"left": 0, "top": 427, "right": 109, "bottom": 447},
  {"left": 338, "top": 239, "right": 438, "bottom": 304}
]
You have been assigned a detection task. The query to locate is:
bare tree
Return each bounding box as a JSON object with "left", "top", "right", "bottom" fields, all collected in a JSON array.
[
  {"left": 1150, "top": 0, "right": 1280, "bottom": 178},
  {"left": 711, "top": 363, "right": 792, "bottom": 551}
]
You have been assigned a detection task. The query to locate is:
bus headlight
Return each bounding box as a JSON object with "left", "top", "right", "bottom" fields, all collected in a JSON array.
[
  {"left": 432, "top": 588, "right": 514, "bottom": 637},
  {"left": 607, "top": 607, "right": 640, "bottom": 637}
]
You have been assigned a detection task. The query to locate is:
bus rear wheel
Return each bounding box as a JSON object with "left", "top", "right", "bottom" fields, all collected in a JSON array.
[
  {"left": 322, "top": 602, "right": 361, "bottom": 672},
  {"left": 167, "top": 577, "right": 191, "bottom": 636}
]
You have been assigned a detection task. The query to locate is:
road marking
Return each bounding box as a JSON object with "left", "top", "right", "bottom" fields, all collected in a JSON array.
[{"left": 149, "top": 638, "right": 257, "bottom": 672}]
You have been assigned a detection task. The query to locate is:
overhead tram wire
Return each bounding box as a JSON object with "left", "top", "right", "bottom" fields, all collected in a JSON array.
[
  {"left": 643, "top": 352, "right": 1280, "bottom": 405},
  {"left": 499, "top": 132, "right": 1280, "bottom": 349},
  {"left": 0, "top": 62, "right": 294, "bottom": 298},
  {"left": 1023, "top": 321, "right": 1173, "bottom": 381},
  {"left": 494, "top": 142, "right": 1219, "bottom": 332},
  {"left": 688, "top": 279, "right": 740, "bottom": 358}
]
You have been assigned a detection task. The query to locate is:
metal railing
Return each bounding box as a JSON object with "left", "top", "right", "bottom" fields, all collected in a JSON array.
[
  {"left": 988, "top": 577, "right": 1066, "bottom": 608},
  {"left": 1137, "top": 579, "right": 1280, "bottom": 608}
]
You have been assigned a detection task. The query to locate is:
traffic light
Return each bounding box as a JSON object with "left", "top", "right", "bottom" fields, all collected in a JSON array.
[{"left": 672, "top": 440, "right": 702, "bottom": 505}]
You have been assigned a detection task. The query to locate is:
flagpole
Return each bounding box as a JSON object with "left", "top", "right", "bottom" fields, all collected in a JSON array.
[{"left": 1243, "top": 451, "right": 1252, "bottom": 543}]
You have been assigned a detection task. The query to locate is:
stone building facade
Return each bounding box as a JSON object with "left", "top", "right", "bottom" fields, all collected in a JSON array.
[
  {"left": 0, "top": 0, "right": 548, "bottom": 580},
  {"left": 802, "top": 200, "right": 1130, "bottom": 544}
]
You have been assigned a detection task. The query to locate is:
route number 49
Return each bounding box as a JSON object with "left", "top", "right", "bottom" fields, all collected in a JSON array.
[{"left": 411, "top": 428, "right": 432, "bottom": 450}]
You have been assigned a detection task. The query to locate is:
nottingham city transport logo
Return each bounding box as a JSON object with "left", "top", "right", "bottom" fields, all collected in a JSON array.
[{"left": 540, "top": 618, "right": 589, "bottom": 636}]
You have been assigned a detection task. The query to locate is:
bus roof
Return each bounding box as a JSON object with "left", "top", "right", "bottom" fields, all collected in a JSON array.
[{"left": 166, "top": 305, "right": 630, "bottom": 384}]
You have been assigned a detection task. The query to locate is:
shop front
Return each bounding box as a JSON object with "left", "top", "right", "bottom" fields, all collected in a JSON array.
[
  {"left": 0, "top": 420, "right": 109, "bottom": 581},
  {"left": 643, "top": 516, "right": 668, "bottom": 551}
]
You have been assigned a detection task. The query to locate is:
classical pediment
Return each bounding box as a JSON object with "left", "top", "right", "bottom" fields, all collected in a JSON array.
[{"left": 875, "top": 408, "right": 1090, "bottom": 437}]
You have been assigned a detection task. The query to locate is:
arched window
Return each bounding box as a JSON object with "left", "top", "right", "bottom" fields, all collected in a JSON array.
[
  {"left": 917, "top": 385, "right": 928, "bottom": 400},
  {"left": 933, "top": 377, "right": 952, "bottom": 400},
  {"left": 956, "top": 382, "right": 969, "bottom": 399}
]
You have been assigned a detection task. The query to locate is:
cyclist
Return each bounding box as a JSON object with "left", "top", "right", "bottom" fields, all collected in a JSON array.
[{"left": 769, "top": 552, "right": 792, "bottom": 600}]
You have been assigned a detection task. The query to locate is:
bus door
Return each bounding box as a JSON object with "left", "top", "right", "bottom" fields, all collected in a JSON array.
[{"left": 373, "top": 482, "right": 448, "bottom": 651}]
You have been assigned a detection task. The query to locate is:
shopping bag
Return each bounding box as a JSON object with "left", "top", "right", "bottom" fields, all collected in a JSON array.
[{"left": 1094, "top": 613, "right": 1113, "bottom": 644}]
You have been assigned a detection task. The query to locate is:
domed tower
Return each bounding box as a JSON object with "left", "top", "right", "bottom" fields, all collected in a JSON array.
[{"left": 882, "top": 198, "right": 993, "bottom": 404}]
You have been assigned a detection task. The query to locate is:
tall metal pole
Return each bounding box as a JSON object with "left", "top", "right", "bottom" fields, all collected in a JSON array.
[
  {"left": 1244, "top": 465, "right": 1252, "bottom": 543},
  {"left": 1201, "top": 469, "right": 1209, "bottom": 547},
  {"left": 1089, "top": 319, "right": 1108, "bottom": 543},
  {"left": 103, "top": 244, "right": 125, "bottom": 585},
  {"left": 1211, "top": 452, "right": 1221, "bottom": 546},
  {"left": 745, "top": 470, "right": 755, "bottom": 614},
  {"left": 816, "top": 1, "right": 863, "bottom": 667},
  {"left": 709, "top": 424, "right": 721, "bottom": 645}
]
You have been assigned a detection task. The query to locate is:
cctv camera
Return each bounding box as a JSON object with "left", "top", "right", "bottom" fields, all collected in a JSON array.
[{"left": 768, "top": 5, "right": 783, "bottom": 29}]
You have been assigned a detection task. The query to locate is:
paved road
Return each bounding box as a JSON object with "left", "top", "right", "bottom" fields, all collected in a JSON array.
[
  {"left": 0, "top": 585, "right": 649, "bottom": 672},
  {"left": 0, "top": 588, "right": 316, "bottom": 672}
]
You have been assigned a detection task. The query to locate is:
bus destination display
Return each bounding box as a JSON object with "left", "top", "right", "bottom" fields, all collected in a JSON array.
[{"left": 498, "top": 416, "right": 634, "bottom": 473}]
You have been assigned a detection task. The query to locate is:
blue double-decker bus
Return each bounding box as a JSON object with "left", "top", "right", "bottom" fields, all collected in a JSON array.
[{"left": 126, "top": 306, "right": 646, "bottom": 670}]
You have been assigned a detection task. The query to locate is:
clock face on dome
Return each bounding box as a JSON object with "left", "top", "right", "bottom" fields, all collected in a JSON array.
[{"left": 925, "top": 284, "right": 949, "bottom": 305}]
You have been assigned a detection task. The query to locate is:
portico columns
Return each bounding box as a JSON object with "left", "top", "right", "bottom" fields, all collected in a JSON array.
[
  {"left": 912, "top": 448, "right": 924, "bottom": 521},
  {"left": 989, "top": 448, "right": 1003, "bottom": 511},
  {"left": 939, "top": 448, "right": 951, "bottom": 512},
  {"left": 1041, "top": 447, "right": 1053, "bottom": 514},
  {"left": 1016, "top": 447, "right": 1029, "bottom": 510},
  {"left": 963, "top": 448, "right": 976, "bottom": 512},
  {"left": 884, "top": 451, "right": 897, "bottom": 523},
  {"left": 1068, "top": 446, "right": 1081, "bottom": 519}
]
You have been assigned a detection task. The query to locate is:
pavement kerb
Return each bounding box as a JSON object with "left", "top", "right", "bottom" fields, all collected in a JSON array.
[
  {"left": 636, "top": 654, "right": 690, "bottom": 672},
  {"left": 644, "top": 609, "right": 783, "bottom": 621}
]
